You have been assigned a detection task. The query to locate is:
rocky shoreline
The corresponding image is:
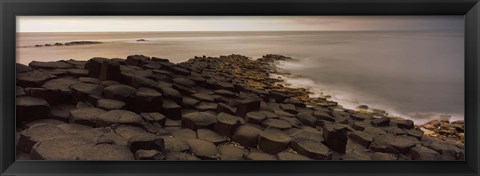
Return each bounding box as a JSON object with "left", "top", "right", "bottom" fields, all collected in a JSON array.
[
  {"left": 31, "top": 41, "right": 102, "bottom": 47},
  {"left": 15, "top": 54, "right": 464, "bottom": 160}
]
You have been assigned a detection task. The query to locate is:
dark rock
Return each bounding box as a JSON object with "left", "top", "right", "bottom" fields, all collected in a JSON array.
[
  {"left": 78, "top": 143, "right": 136, "bottom": 160},
  {"left": 96, "top": 110, "right": 143, "bottom": 127},
  {"left": 278, "top": 117, "right": 303, "bottom": 128},
  {"left": 29, "top": 61, "right": 74, "bottom": 69},
  {"left": 103, "top": 85, "right": 136, "bottom": 101},
  {"left": 245, "top": 111, "right": 266, "bottom": 124},
  {"left": 172, "top": 77, "right": 196, "bottom": 87},
  {"left": 382, "top": 126, "right": 407, "bottom": 135},
  {"left": 165, "top": 152, "right": 200, "bottom": 160},
  {"left": 352, "top": 121, "right": 371, "bottom": 131},
  {"left": 257, "top": 129, "right": 292, "bottom": 154},
  {"left": 243, "top": 151, "right": 277, "bottom": 160},
  {"left": 70, "top": 83, "right": 101, "bottom": 102},
  {"left": 170, "top": 66, "right": 190, "bottom": 76},
  {"left": 185, "top": 139, "right": 218, "bottom": 160},
  {"left": 69, "top": 108, "right": 106, "bottom": 127},
  {"left": 296, "top": 112, "right": 317, "bottom": 127},
  {"left": 215, "top": 113, "right": 244, "bottom": 137},
  {"left": 260, "top": 110, "right": 279, "bottom": 119},
  {"left": 277, "top": 152, "right": 312, "bottom": 160},
  {"left": 42, "top": 77, "right": 79, "bottom": 92},
  {"left": 16, "top": 96, "right": 51, "bottom": 125},
  {"left": 126, "top": 55, "right": 150, "bottom": 66},
  {"left": 349, "top": 130, "right": 373, "bottom": 148},
  {"left": 37, "top": 68, "right": 68, "bottom": 76},
  {"left": 323, "top": 123, "right": 348, "bottom": 154},
  {"left": 135, "top": 87, "right": 163, "bottom": 112},
  {"left": 67, "top": 69, "right": 89, "bottom": 77},
  {"left": 129, "top": 76, "right": 157, "bottom": 89},
  {"left": 182, "top": 111, "right": 217, "bottom": 130},
  {"left": 162, "top": 99, "right": 182, "bottom": 120},
  {"left": 17, "top": 70, "right": 55, "bottom": 87},
  {"left": 280, "top": 104, "right": 297, "bottom": 114},
  {"left": 232, "top": 125, "right": 263, "bottom": 147},
  {"left": 426, "top": 140, "right": 463, "bottom": 160},
  {"left": 96, "top": 99, "right": 126, "bottom": 110},
  {"left": 216, "top": 103, "right": 236, "bottom": 115},
  {"left": 171, "top": 128, "right": 197, "bottom": 139},
  {"left": 172, "top": 83, "right": 196, "bottom": 95},
  {"left": 197, "top": 129, "right": 227, "bottom": 145},
  {"left": 236, "top": 98, "right": 261, "bottom": 117},
  {"left": 25, "top": 87, "right": 67, "bottom": 105},
  {"left": 157, "top": 137, "right": 190, "bottom": 153},
  {"left": 30, "top": 136, "right": 93, "bottom": 160},
  {"left": 350, "top": 114, "right": 370, "bottom": 121},
  {"left": 17, "top": 124, "right": 68, "bottom": 153},
  {"left": 409, "top": 145, "right": 440, "bottom": 160},
  {"left": 152, "top": 57, "right": 170, "bottom": 62},
  {"left": 192, "top": 93, "right": 215, "bottom": 102},
  {"left": 79, "top": 77, "right": 101, "bottom": 84},
  {"left": 140, "top": 112, "right": 166, "bottom": 126},
  {"left": 102, "top": 80, "right": 121, "bottom": 87},
  {"left": 371, "top": 152, "right": 398, "bottom": 160},
  {"left": 99, "top": 60, "right": 121, "bottom": 81},
  {"left": 16, "top": 86, "right": 26, "bottom": 96},
  {"left": 290, "top": 135, "right": 331, "bottom": 160},
  {"left": 218, "top": 144, "right": 246, "bottom": 160},
  {"left": 214, "top": 89, "right": 237, "bottom": 98},
  {"left": 270, "top": 91, "right": 289, "bottom": 102},
  {"left": 50, "top": 104, "right": 75, "bottom": 121},
  {"left": 85, "top": 57, "right": 108, "bottom": 77},
  {"left": 273, "top": 108, "right": 296, "bottom": 118},
  {"left": 371, "top": 117, "right": 390, "bottom": 127},
  {"left": 391, "top": 119, "right": 414, "bottom": 129},
  {"left": 404, "top": 129, "right": 424, "bottom": 140},
  {"left": 261, "top": 119, "right": 292, "bottom": 130},
  {"left": 157, "top": 86, "right": 183, "bottom": 104},
  {"left": 127, "top": 134, "right": 162, "bottom": 152},
  {"left": 16, "top": 63, "right": 33, "bottom": 73},
  {"left": 313, "top": 111, "right": 335, "bottom": 122},
  {"left": 195, "top": 102, "right": 218, "bottom": 111},
  {"left": 181, "top": 96, "right": 200, "bottom": 107},
  {"left": 135, "top": 149, "right": 162, "bottom": 160},
  {"left": 369, "top": 134, "right": 420, "bottom": 154},
  {"left": 165, "top": 119, "right": 181, "bottom": 127},
  {"left": 363, "top": 127, "right": 387, "bottom": 135}
]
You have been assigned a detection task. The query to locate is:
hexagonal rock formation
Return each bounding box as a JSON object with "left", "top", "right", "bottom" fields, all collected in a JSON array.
[
  {"left": 16, "top": 96, "right": 51, "bottom": 125},
  {"left": 290, "top": 136, "right": 331, "bottom": 160},
  {"left": 232, "top": 125, "right": 263, "bottom": 148},
  {"left": 185, "top": 139, "right": 218, "bottom": 160},
  {"left": 96, "top": 110, "right": 144, "bottom": 127},
  {"left": 323, "top": 123, "right": 348, "bottom": 154},
  {"left": 69, "top": 108, "right": 106, "bottom": 127},
  {"left": 181, "top": 111, "right": 217, "bottom": 130},
  {"left": 215, "top": 113, "right": 244, "bottom": 137},
  {"left": 257, "top": 129, "right": 292, "bottom": 154},
  {"left": 15, "top": 54, "right": 464, "bottom": 161}
]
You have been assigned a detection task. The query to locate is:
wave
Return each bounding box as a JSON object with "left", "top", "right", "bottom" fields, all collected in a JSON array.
[{"left": 272, "top": 60, "right": 464, "bottom": 125}]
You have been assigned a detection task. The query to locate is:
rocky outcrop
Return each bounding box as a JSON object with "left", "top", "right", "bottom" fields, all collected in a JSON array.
[{"left": 15, "top": 54, "right": 464, "bottom": 160}]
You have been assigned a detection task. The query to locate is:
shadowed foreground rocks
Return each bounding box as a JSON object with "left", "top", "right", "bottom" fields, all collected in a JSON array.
[{"left": 15, "top": 54, "right": 464, "bottom": 160}]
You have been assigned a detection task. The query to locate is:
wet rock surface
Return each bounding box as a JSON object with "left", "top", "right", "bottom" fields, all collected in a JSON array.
[{"left": 16, "top": 54, "right": 464, "bottom": 160}]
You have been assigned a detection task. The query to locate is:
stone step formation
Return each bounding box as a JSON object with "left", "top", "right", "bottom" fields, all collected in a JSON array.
[{"left": 15, "top": 54, "right": 465, "bottom": 160}]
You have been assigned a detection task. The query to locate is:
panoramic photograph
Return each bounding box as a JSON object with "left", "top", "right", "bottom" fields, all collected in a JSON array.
[{"left": 15, "top": 16, "right": 464, "bottom": 160}]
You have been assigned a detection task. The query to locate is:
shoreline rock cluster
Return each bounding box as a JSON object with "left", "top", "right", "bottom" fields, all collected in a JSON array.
[
  {"left": 33, "top": 41, "right": 102, "bottom": 47},
  {"left": 15, "top": 54, "right": 464, "bottom": 160}
]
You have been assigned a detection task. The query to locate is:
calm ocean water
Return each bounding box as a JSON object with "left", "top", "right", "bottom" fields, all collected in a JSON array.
[{"left": 16, "top": 31, "right": 464, "bottom": 124}]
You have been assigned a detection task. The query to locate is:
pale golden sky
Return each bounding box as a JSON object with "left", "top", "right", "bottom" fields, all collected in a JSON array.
[{"left": 17, "top": 16, "right": 463, "bottom": 32}]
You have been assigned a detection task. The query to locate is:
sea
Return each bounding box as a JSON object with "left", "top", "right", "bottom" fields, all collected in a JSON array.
[{"left": 16, "top": 31, "right": 464, "bottom": 124}]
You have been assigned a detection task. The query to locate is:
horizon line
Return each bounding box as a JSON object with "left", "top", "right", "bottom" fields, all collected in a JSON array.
[{"left": 17, "top": 29, "right": 464, "bottom": 33}]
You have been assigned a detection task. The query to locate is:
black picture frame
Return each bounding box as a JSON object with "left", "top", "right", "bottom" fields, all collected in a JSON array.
[{"left": 1, "top": 0, "right": 479, "bottom": 175}]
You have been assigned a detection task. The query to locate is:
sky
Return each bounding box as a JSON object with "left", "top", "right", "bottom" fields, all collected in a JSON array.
[{"left": 16, "top": 16, "right": 463, "bottom": 32}]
